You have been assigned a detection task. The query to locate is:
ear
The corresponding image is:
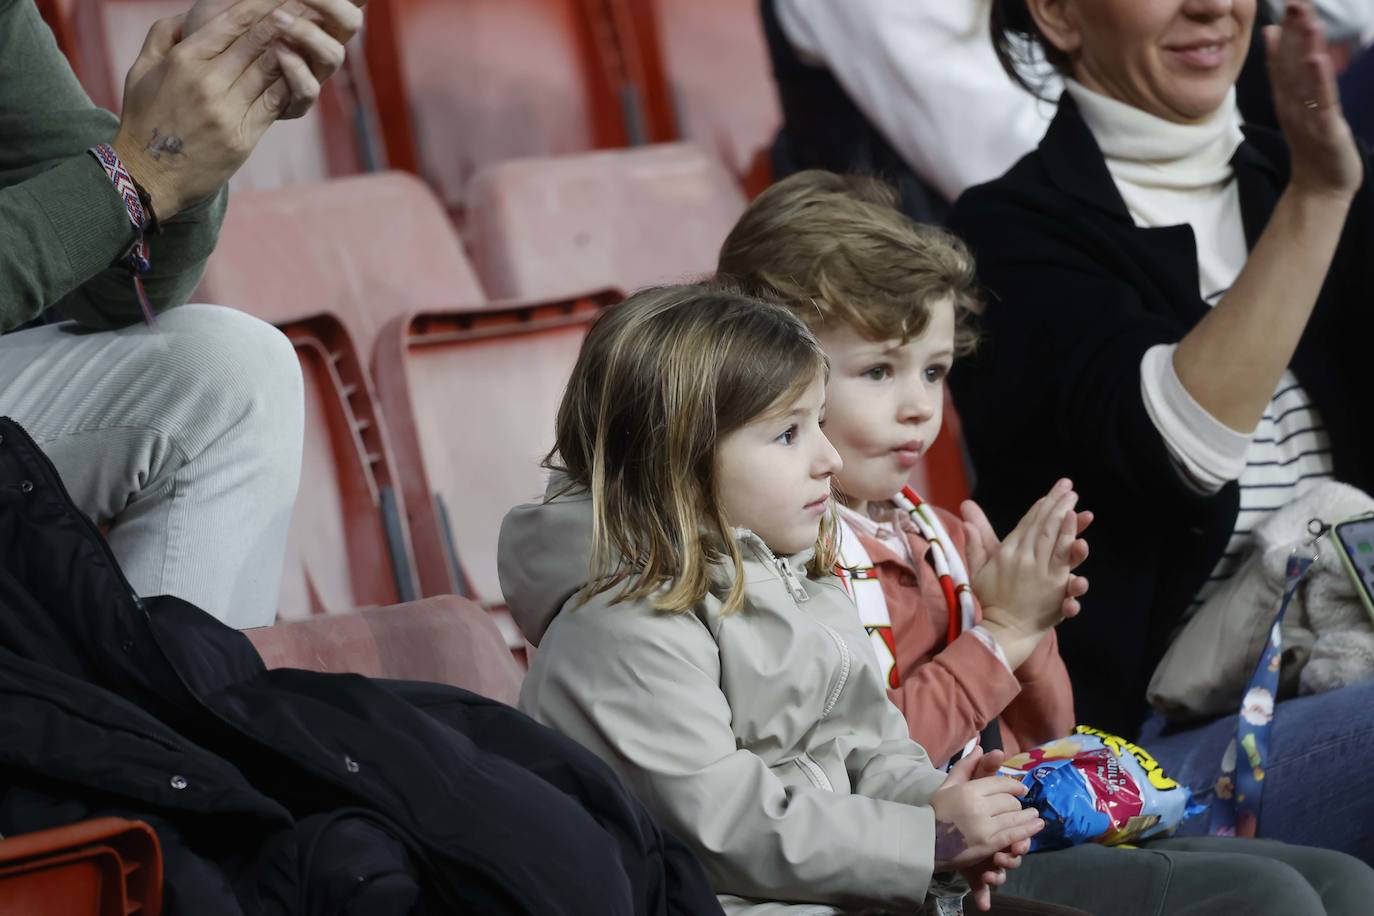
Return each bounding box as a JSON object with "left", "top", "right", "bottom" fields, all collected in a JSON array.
[{"left": 1025, "top": 0, "right": 1083, "bottom": 59}]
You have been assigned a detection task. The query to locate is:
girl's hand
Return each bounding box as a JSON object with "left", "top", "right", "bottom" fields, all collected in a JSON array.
[
  {"left": 1266, "top": 1, "right": 1362, "bottom": 200},
  {"left": 931, "top": 748, "right": 1043, "bottom": 874},
  {"left": 963, "top": 480, "right": 1091, "bottom": 668}
]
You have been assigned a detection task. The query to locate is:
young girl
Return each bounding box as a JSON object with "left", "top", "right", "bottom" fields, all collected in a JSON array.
[
  {"left": 716, "top": 168, "right": 1374, "bottom": 916},
  {"left": 499, "top": 284, "right": 1086, "bottom": 915}
]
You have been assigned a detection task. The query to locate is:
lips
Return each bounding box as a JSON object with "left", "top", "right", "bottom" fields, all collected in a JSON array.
[
  {"left": 1165, "top": 36, "right": 1232, "bottom": 70},
  {"left": 892, "top": 440, "right": 925, "bottom": 468},
  {"left": 803, "top": 494, "right": 830, "bottom": 513}
]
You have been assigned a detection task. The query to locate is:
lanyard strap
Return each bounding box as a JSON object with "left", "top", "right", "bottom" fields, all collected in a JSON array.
[{"left": 1208, "top": 552, "right": 1312, "bottom": 836}]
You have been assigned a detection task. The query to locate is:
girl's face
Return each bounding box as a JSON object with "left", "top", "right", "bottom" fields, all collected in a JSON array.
[
  {"left": 1036, "top": 0, "right": 1253, "bottom": 123},
  {"left": 818, "top": 297, "right": 954, "bottom": 514},
  {"left": 715, "top": 371, "right": 842, "bottom": 556}
]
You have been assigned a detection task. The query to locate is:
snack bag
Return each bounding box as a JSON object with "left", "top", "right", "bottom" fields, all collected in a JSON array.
[{"left": 999, "top": 725, "right": 1207, "bottom": 851}]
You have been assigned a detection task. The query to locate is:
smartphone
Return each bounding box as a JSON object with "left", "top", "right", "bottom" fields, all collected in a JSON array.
[{"left": 1332, "top": 515, "right": 1374, "bottom": 624}]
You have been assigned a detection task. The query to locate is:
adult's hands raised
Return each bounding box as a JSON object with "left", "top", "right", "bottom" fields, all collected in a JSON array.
[
  {"left": 185, "top": 0, "right": 365, "bottom": 120},
  {"left": 110, "top": 0, "right": 330, "bottom": 219},
  {"left": 1266, "top": 0, "right": 1363, "bottom": 202}
]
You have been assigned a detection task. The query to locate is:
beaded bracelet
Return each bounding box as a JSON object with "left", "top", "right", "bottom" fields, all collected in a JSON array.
[{"left": 88, "top": 142, "right": 158, "bottom": 326}]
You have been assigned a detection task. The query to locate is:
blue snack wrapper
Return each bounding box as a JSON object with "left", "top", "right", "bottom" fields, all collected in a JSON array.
[{"left": 1000, "top": 725, "right": 1207, "bottom": 852}]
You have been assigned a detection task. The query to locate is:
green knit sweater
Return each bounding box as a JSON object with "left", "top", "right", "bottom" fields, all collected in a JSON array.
[{"left": 0, "top": 0, "right": 227, "bottom": 333}]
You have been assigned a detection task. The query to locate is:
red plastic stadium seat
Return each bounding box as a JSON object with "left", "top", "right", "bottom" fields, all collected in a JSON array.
[
  {"left": 196, "top": 172, "right": 487, "bottom": 358},
  {"left": 615, "top": 0, "right": 781, "bottom": 195},
  {"left": 245, "top": 596, "right": 524, "bottom": 704},
  {"left": 272, "top": 314, "right": 420, "bottom": 619},
  {"left": 364, "top": 0, "right": 627, "bottom": 215},
  {"left": 371, "top": 293, "right": 619, "bottom": 604},
  {"left": 65, "top": 0, "right": 364, "bottom": 189},
  {"left": 466, "top": 143, "right": 745, "bottom": 301},
  {"left": 0, "top": 818, "right": 162, "bottom": 916}
]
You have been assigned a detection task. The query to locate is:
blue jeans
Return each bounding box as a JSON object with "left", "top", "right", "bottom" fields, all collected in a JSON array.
[{"left": 1138, "top": 679, "right": 1374, "bottom": 864}]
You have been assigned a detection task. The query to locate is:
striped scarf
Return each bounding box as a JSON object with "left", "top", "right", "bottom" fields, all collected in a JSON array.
[{"left": 834, "top": 486, "right": 977, "bottom": 689}]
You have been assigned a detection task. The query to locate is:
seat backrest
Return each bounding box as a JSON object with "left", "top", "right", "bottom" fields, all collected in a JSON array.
[
  {"left": 245, "top": 596, "right": 524, "bottom": 705},
  {"left": 69, "top": 0, "right": 361, "bottom": 189},
  {"left": 197, "top": 171, "right": 487, "bottom": 359},
  {"left": 0, "top": 818, "right": 162, "bottom": 916},
  {"left": 371, "top": 295, "right": 617, "bottom": 603},
  {"left": 466, "top": 143, "right": 744, "bottom": 301},
  {"left": 273, "top": 314, "right": 419, "bottom": 619},
  {"left": 618, "top": 0, "right": 780, "bottom": 191},
  {"left": 364, "top": 0, "right": 626, "bottom": 214}
]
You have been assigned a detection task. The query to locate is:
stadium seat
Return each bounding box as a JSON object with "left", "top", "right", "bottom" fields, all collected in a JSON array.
[
  {"left": 466, "top": 143, "right": 744, "bottom": 301},
  {"left": 613, "top": 0, "right": 781, "bottom": 195},
  {"left": 364, "top": 0, "right": 628, "bottom": 216},
  {"left": 64, "top": 0, "right": 365, "bottom": 189},
  {"left": 0, "top": 818, "right": 162, "bottom": 916},
  {"left": 196, "top": 171, "right": 487, "bottom": 358},
  {"left": 371, "top": 293, "right": 619, "bottom": 605},
  {"left": 270, "top": 314, "right": 420, "bottom": 619},
  {"left": 245, "top": 595, "right": 524, "bottom": 705}
]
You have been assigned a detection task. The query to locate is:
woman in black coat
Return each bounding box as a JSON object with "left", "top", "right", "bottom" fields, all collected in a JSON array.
[{"left": 949, "top": 0, "right": 1374, "bottom": 860}]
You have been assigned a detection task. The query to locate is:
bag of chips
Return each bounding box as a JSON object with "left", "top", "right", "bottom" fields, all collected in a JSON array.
[{"left": 999, "top": 725, "right": 1207, "bottom": 851}]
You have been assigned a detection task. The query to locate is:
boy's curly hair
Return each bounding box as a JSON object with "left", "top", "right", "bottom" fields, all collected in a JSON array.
[{"left": 717, "top": 170, "right": 983, "bottom": 354}]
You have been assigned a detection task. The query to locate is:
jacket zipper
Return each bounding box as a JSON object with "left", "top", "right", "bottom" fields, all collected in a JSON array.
[
  {"left": 795, "top": 752, "right": 834, "bottom": 792},
  {"left": 764, "top": 549, "right": 852, "bottom": 719},
  {"left": 771, "top": 553, "right": 810, "bottom": 603}
]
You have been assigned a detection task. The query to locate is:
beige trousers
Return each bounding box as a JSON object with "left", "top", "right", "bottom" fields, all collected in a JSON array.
[{"left": 0, "top": 304, "right": 303, "bottom": 627}]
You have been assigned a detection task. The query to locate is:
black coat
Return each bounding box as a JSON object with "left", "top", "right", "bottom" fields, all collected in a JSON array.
[
  {"left": 947, "top": 95, "right": 1374, "bottom": 739},
  {"left": 0, "top": 417, "right": 724, "bottom": 916}
]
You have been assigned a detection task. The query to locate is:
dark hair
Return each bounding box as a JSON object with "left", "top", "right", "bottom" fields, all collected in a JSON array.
[{"left": 990, "top": 0, "right": 1071, "bottom": 99}]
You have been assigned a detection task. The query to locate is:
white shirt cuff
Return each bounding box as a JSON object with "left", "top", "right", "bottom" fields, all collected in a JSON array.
[
  {"left": 1139, "top": 343, "right": 1252, "bottom": 494},
  {"left": 968, "top": 626, "right": 1014, "bottom": 674}
]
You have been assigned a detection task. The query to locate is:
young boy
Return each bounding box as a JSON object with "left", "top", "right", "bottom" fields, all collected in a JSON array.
[
  {"left": 715, "top": 169, "right": 1374, "bottom": 916},
  {"left": 719, "top": 169, "right": 1081, "bottom": 766}
]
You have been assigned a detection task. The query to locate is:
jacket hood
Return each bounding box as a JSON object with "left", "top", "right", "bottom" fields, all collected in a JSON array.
[
  {"left": 498, "top": 475, "right": 598, "bottom": 646},
  {"left": 498, "top": 474, "right": 820, "bottom": 646}
]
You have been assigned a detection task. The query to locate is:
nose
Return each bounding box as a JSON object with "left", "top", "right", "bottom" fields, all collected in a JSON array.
[
  {"left": 815, "top": 432, "right": 843, "bottom": 478},
  {"left": 898, "top": 377, "right": 937, "bottom": 423},
  {"left": 1181, "top": 0, "right": 1233, "bottom": 19}
]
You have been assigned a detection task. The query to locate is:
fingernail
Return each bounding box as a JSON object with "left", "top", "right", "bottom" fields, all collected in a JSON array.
[{"left": 271, "top": 8, "right": 294, "bottom": 25}]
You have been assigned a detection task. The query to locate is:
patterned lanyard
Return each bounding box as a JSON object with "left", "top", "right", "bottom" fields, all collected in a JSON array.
[
  {"left": 1208, "top": 521, "right": 1325, "bottom": 837},
  {"left": 834, "top": 487, "right": 977, "bottom": 685}
]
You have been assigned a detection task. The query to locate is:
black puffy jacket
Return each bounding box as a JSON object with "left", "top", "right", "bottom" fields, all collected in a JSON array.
[{"left": 0, "top": 416, "right": 724, "bottom": 916}]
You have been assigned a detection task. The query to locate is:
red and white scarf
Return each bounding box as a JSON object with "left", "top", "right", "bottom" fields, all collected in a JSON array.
[{"left": 834, "top": 487, "right": 977, "bottom": 690}]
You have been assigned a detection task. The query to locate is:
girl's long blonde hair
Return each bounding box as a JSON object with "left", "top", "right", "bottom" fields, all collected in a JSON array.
[{"left": 547, "top": 283, "right": 837, "bottom": 615}]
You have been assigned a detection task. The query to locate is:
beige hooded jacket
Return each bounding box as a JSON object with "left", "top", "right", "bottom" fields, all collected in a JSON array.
[{"left": 499, "top": 482, "right": 949, "bottom": 915}]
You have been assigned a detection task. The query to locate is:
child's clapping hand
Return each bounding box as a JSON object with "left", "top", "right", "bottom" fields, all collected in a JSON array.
[
  {"left": 931, "top": 747, "right": 1042, "bottom": 911},
  {"left": 960, "top": 479, "right": 1092, "bottom": 669}
]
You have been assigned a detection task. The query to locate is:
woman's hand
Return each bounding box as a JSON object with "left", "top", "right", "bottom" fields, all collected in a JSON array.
[
  {"left": 931, "top": 748, "right": 1043, "bottom": 877},
  {"left": 186, "top": 0, "right": 365, "bottom": 120},
  {"left": 962, "top": 479, "right": 1091, "bottom": 669},
  {"left": 112, "top": 0, "right": 301, "bottom": 219},
  {"left": 1266, "top": 0, "right": 1363, "bottom": 201}
]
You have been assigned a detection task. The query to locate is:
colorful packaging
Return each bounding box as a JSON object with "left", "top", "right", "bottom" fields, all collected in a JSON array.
[{"left": 999, "top": 726, "right": 1207, "bottom": 851}]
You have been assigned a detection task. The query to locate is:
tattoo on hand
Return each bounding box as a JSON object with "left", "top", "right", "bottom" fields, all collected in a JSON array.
[
  {"left": 146, "top": 128, "right": 185, "bottom": 160},
  {"left": 935, "top": 820, "right": 969, "bottom": 866}
]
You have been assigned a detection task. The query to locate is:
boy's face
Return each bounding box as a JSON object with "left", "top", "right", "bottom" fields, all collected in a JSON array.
[{"left": 816, "top": 297, "right": 955, "bottom": 512}]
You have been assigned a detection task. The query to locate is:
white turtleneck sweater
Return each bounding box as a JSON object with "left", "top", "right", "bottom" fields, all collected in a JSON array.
[{"left": 1065, "top": 80, "right": 1335, "bottom": 610}]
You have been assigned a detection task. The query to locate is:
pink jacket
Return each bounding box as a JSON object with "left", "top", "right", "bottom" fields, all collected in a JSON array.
[{"left": 855, "top": 505, "right": 1075, "bottom": 766}]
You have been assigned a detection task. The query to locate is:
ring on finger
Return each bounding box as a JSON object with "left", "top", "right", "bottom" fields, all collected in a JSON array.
[{"left": 1303, "top": 98, "right": 1321, "bottom": 109}]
